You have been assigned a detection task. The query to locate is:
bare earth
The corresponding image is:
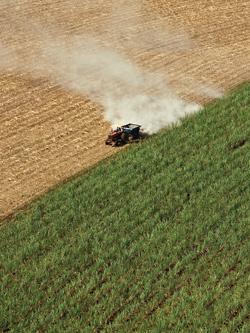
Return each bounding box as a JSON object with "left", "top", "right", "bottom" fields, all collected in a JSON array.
[{"left": 0, "top": 0, "right": 249, "bottom": 219}]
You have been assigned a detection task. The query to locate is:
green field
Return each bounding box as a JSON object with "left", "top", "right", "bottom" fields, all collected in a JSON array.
[{"left": 1, "top": 84, "right": 250, "bottom": 332}]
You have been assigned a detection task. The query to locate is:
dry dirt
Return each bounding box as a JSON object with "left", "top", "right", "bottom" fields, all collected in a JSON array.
[{"left": 0, "top": 0, "right": 249, "bottom": 220}]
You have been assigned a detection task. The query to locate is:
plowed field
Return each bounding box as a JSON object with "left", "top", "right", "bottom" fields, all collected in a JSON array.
[{"left": 1, "top": 0, "right": 249, "bottom": 219}]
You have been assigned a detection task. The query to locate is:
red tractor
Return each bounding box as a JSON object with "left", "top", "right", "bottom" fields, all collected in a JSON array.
[{"left": 105, "top": 123, "right": 141, "bottom": 147}]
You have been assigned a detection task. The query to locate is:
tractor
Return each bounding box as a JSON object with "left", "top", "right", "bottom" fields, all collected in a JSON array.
[{"left": 105, "top": 123, "right": 142, "bottom": 147}]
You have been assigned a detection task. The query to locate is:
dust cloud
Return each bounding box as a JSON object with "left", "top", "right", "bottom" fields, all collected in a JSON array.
[
  {"left": 31, "top": 36, "right": 200, "bottom": 134},
  {"left": 0, "top": 1, "right": 223, "bottom": 133}
]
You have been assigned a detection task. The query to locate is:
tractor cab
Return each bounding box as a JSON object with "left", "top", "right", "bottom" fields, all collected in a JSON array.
[{"left": 111, "top": 127, "right": 122, "bottom": 137}]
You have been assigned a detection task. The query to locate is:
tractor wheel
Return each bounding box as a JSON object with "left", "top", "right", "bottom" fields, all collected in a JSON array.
[
  {"left": 117, "top": 139, "right": 123, "bottom": 146},
  {"left": 121, "top": 132, "right": 127, "bottom": 143},
  {"left": 128, "top": 134, "right": 134, "bottom": 142}
]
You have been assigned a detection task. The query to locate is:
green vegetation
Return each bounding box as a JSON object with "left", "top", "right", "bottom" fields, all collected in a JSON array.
[{"left": 1, "top": 84, "right": 250, "bottom": 332}]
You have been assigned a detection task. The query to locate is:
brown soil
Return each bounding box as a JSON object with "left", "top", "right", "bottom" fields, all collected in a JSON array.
[{"left": 0, "top": 0, "right": 249, "bottom": 220}]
